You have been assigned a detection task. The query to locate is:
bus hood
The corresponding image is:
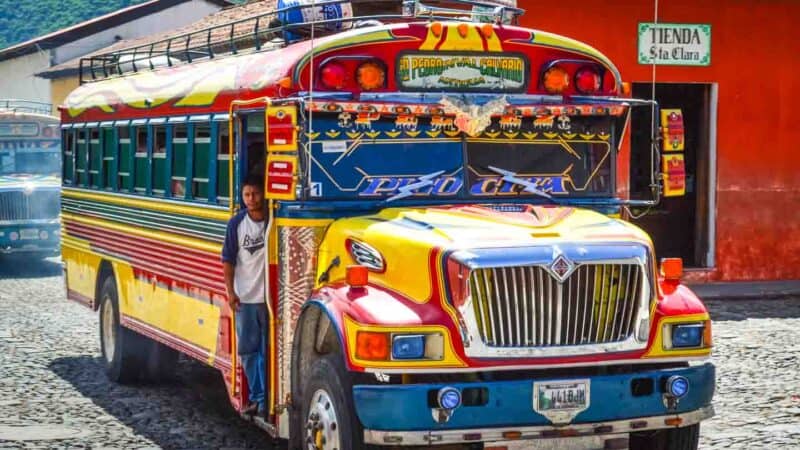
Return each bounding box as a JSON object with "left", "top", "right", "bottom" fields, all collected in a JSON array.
[{"left": 316, "top": 204, "right": 653, "bottom": 302}]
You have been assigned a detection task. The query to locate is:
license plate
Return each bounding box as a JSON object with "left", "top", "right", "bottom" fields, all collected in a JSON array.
[
  {"left": 20, "top": 229, "right": 39, "bottom": 240},
  {"left": 533, "top": 379, "right": 590, "bottom": 424}
]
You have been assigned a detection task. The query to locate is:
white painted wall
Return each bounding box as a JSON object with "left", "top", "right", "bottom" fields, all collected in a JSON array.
[
  {"left": 0, "top": 0, "right": 224, "bottom": 104},
  {"left": 52, "top": 0, "right": 224, "bottom": 64},
  {"left": 0, "top": 51, "right": 51, "bottom": 103}
]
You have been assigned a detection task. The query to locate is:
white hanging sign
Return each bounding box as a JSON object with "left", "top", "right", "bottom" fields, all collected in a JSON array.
[{"left": 638, "top": 23, "right": 711, "bottom": 66}]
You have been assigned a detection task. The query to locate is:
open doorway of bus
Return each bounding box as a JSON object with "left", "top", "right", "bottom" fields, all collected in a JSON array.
[{"left": 629, "top": 82, "right": 717, "bottom": 269}]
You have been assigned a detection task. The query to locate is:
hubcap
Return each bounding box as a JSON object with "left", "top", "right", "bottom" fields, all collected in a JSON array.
[
  {"left": 101, "top": 296, "right": 116, "bottom": 363},
  {"left": 306, "top": 389, "right": 340, "bottom": 450}
]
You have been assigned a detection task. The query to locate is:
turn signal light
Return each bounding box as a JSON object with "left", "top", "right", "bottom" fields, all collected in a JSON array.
[
  {"left": 320, "top": 62, "right": 347, "bottom": 90},
  {"left": 346, "top": 265, "right": 369, "bottom": 287},
  {"left": 543, "top": 66, "right": 569, "bottom": 94},
  {"left": 356, "top": 331, "right": 390, "bottom": 360},
  {"left": 660, "top": 257, "right": 683, "bottom": 281},
  {"left": 357, "top": 61, "right": 386, "bottom": 91},
  {"left": 575, "top": 68, "right": 601, "bottom": 94}
]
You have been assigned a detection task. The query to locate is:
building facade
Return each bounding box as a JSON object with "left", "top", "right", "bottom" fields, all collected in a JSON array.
[
  {"left": 0, "top": 0, "right": 230, "bottom": 106},
  {"left": 521, "top": 0, "right": 799, "bottom": 282}
]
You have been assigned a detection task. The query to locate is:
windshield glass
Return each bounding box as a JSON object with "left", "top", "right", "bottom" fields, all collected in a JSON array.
[
  {"left": 466, "top": 140, "right": 612, "bottom": 197},
  {"left": 0, "top": 144, "right": 61, "bottom": 176}
]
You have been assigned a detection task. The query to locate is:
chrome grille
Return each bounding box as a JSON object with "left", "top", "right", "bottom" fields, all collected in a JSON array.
[
  {"left": 469, "top": 264, "right": 643, "bottom": 348},
  {"left": 0, "top": 191, "right": 60, "bottom": 221}
]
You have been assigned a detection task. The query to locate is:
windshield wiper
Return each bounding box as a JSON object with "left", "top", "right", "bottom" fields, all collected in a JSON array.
[
  {"left": 384, "top": 170, "right": 446, "bottom": 203},
  {"left": 487, "top": 166, "right": 555, "bottom": 201}
]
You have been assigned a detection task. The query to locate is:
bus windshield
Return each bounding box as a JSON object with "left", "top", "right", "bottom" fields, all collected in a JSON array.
[{"left": 0, "top": 142, "right": 61, "bottom": 176}]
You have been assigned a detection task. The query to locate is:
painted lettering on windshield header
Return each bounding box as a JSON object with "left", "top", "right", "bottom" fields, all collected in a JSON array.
[
  {"left": 398, "top": 54, "right": 526, "bottom": 91},
  {"left": 358, "top": 175, "right": 567, "bottom": 197}
]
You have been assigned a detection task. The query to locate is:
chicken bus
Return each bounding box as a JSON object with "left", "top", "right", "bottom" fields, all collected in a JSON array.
[
  {"left": 0, "top": 100, "right": 61, "bottom": 256},
  {"left": 60, "top": 0, "right": 714, "bottom": 448}
]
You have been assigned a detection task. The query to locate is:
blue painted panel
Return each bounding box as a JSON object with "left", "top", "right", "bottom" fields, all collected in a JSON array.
[
  {"left": 308, "top": 116, "right": 463, "bottom": 201},
  {"left": 352, "top": 363, "right": 715, "bottom": 431}
]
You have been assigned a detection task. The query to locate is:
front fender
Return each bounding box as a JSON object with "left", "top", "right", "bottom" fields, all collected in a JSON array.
[
  {"left": 313, "top": 283, "right": 467, "bottom": 371},
  {"left": 643, "top": 280, "right": 711, "bottom": 358}
]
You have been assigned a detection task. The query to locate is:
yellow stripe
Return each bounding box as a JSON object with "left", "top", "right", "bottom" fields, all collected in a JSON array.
[
  {"left": 63, "top": 212, "right": 222, "bottom": 254},
  {"left": 63, "top": 188, "right": 231, "bottom": 221},
  {"left": 275, "top": 218, "right": 334, "bottom": 227}
]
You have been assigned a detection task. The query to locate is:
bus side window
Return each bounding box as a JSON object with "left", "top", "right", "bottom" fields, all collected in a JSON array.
[
  {"left": 89, "top": 128, "right": 102, "bottom": 188},
  {"left": 134, "top": 127, "right": 148, "bottom": 194},
  {"left": 193, "top": 123, "right": 211, "bottom": 201},
  {"left": 118, "top": 126, "right": 133, "bottom": 192},
  {"left": 172, "top": 124, "right": 189, "bottom": 198},
  {"left": 62, "top": 129, "right": 75, "bottom": 185},
  {"left": 217, "top": 122, "right": 230, "bottom": 206},
  {"left": 102, "top": 126, "right": 116, "bottom": 190},
  {"left": 152, "top": 125, "right": 168, "bottom": 197},
  {"left": 76, "top": 129, "right": 88, "bottom": 187}
]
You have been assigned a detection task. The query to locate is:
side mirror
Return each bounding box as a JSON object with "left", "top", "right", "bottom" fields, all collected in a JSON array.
[{"left": 660, "top": 108, "right": 686, "bottom": 197}]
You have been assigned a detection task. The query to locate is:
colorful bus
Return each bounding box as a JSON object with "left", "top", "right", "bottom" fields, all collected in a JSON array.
[
  {"left": 0, "top": 100, "right": 61, "bottom": 255},
  {"left": 61, "top": 1, "right": 715, "bottom": 448}
]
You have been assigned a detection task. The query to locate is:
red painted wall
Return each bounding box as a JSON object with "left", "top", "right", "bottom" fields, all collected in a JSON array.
[{"left": 519, "top": 0, "right": 800, "bottom": 281}]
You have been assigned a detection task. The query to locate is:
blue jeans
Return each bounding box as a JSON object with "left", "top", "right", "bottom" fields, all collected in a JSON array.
[{"left": 236, "top": 303, "right": 268, "bottom": 409}]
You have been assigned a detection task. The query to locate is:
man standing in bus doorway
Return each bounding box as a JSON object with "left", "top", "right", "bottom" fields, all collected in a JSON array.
[{"left": 222, "top": 175, "right": 268, "bottom": 416}]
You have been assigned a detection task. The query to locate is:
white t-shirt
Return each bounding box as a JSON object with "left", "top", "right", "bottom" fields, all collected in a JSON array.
[{"left": 221, "top": 210, "right": 266, "bottom": 304}]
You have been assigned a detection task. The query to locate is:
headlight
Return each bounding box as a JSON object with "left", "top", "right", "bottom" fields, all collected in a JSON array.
[
  {"left": 664, "top": 322, "right": 706, "bottom": 349},
  {"left": 392, "top": 335, "right": 425, "bottom": 360}
]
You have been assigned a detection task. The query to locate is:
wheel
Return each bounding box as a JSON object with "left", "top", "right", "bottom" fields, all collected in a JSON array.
[
  {"left": 142, "top": 338, "right": 179, "bottom": 382},
  {"left": 98, "top": 275, "right": 144, "bottom": 383},
  {"left": 630, "top": 423, "right": 700, "bottom": 450},
  {"left": 300, "top": 354, "right": 366, "bottom": 450}
]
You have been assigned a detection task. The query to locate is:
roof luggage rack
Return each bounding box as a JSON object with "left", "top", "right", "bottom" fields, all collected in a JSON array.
[
  {"left": 0, "top": 99, "right": 54, "bottom": 115},
  {"left": 78, "top": 0, "right": 523, "bottom": 84}
]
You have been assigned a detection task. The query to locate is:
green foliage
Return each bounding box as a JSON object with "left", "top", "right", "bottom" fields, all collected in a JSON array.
[{"left": 0, "top": 0, "right": 150, "bottom": 50}]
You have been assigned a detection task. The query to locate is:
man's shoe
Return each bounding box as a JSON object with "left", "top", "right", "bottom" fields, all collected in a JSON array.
[{"left": 242, "top": 402, "right": 259, "bottom": 415}]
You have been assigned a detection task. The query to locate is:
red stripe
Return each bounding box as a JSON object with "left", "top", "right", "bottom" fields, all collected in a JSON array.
[{"left": 64, "top": 221, "right": 226, "bottom": 294}]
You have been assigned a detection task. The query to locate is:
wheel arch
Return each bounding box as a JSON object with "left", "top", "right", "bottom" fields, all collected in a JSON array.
[
  {"left": 93, "top": 259, "right": 115, "bottom": 311},
  {"left": 289, "top": 300, "right": 347, "bottom": 446}
]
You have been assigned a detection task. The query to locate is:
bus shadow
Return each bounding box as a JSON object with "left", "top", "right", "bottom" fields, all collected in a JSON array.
[
  {"left": 0, "top": 254, "right": 62, "bottom": 278},
  {"left": 706, "top": 298, "right": 800, "bottom": 321},
  {"left": 48, "top": 355, "right": 273, "bottom": 449}
]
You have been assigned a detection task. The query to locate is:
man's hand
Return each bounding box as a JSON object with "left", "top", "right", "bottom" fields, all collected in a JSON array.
[{"left": 228, "top": 294, "right": 240, "bottom": 311}]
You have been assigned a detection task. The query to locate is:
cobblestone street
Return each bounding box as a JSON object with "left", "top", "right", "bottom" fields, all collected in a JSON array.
[{"left": 1, "top": 256, "right": 799, "bottom": 449}]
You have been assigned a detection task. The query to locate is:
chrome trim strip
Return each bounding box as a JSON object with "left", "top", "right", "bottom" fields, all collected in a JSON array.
[
  {"left": 362, "top": 356, "right": 711, "bottom": 374},
  {"left": 363, "top": 405, "right": 714, "bottom": 446}
]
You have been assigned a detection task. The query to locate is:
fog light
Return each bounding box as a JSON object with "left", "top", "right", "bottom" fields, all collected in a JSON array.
[
  {"left": 437, "top": 387, "right": 462, "bottom": 410},
  {"left": 9, "top": 231, "right": 18, "bottom": 241},
  {"left": 671, "top": 323, "right": 704, "bottom": 348},
  {"left": 666, "top": 375, "right": 689, "bottom": 398},
  {"left": 39, "top": 230, "right": 49, "bottom": 240},
  {"left": 392, "top": 335, "right": 425, "bottom": 360}
]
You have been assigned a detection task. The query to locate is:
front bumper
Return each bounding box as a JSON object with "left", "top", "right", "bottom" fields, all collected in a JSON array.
[
  {"left": 0, "top": 223, "right": 60, "bottom": 254},
  {"left": 354, "top": 363, "right": 715, "bottom": 446}
]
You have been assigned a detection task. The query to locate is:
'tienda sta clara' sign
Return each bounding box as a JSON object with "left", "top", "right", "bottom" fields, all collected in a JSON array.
[{"left": 638, "top": 23, "right": 711, "bottom": 66}]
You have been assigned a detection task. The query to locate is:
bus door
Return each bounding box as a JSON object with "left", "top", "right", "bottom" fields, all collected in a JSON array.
[{"left": 229, "top": 109, "right": 268, "bottom": 209}]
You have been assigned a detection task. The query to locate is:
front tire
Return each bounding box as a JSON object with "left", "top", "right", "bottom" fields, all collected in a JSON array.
[
  {"left": 630, "top": 423, "right": 700, "bottom": 450},
  {"left": 300, "top": 354, "right": 365, "bottom": 450}
]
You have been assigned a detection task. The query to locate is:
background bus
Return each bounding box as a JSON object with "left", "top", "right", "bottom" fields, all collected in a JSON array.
[{"left": 0, "top": 100, "right": 61, "bottom": 255}]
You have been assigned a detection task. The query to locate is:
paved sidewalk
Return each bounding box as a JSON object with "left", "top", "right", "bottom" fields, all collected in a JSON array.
[{"left": 688, "top": 280, "right": 800, "bottom": 300}]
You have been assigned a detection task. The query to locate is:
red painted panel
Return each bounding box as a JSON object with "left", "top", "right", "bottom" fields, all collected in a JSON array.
[{"left": 522, "top": 0, "right": 800, "bottom": 280}]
